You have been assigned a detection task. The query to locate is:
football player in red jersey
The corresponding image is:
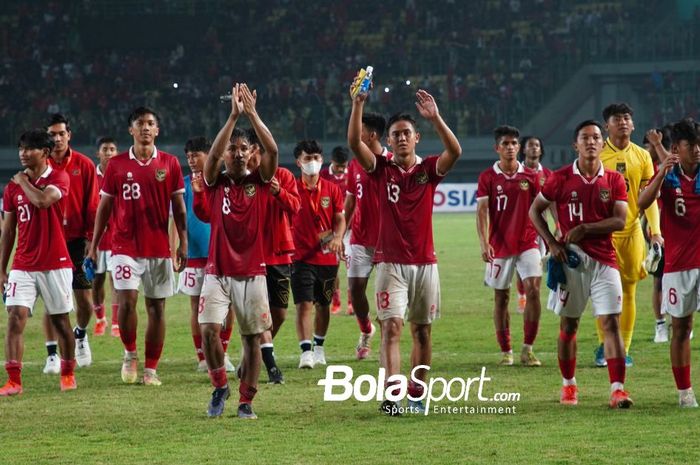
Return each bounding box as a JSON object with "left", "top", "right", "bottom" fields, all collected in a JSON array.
[
  {"left": 42, "top": 114, "right": 99, "bottom": 372},
  {"left": 0, "top": 129, "right": 77, "bottom": 395},
  {"left": 198, "top": 83, "right": 278, "bottom": 419},
  {"left": 530, "top": 119, "right": 633, "bottom": 409},
  {"left": 476, "top": 126, "right": 543, "bottom": 367},
  {"left": 639, "top": 118, "right": 700, "bottom": 408},
  {"left": 92, "top": 137, "right": 119, "bottom": 337},
  {"left": 89, "top": 107, "right": 187, "bottom": 386},
  {"left": 350, "top": 86, "right": 462, "bottom": 415}
]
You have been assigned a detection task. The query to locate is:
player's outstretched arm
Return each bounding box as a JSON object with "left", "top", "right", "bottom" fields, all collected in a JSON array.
[
  {"left": 347, "top": 85, "right": 376, "bottom": 172},
  {"left": 415, "top": 90, "right": 462, "bottom": 175},
  {"left": 12, "top": 173, "right": 61, "bottom": 209},
  {"left": 89, "top": 194, "right": 114, "bottom": 261},
  {"left": 638, "top": 153, "right": 678, "bottom": 210},
  {"left": 240, "top": 84, "right": 278, "bottom": 181},
  {"left": 205, "top": 83, "right": 243, "bottom": 185},
  {"left": 647, "top": 129, "right": 671, "bottom": 163},
  {"left": 0, "top": 212, "right": 17, "bottom": 287},
  {"left": 171, "top": 193, "right": 188, "bottom": 272}
]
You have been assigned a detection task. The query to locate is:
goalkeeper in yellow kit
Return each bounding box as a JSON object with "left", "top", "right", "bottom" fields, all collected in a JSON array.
[{"left": 593, "top": 103, "right": 663, "bottom": 367}]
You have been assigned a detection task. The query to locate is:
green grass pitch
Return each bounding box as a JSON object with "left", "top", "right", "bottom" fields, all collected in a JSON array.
[{"left": 0, "top": 213, "right": 696, "bottom": 464}]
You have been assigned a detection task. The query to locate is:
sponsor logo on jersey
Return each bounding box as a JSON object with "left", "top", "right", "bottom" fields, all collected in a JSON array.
[
  {"left": 155, "top": 169, "right": 166, "bottom": 182},
  {"left": 416, "top": 171, "right": 428, "bottom": 185},
  {"left": 244, "top": 184, "right": 256, "bottom": 197},
  {"left": 519, "top": 180, "right": 529, "bottom": 190},
  {"left": 127, "top": 172, "right": 133, "bottom": 180},
  {"left": 571, "top": 191, "right": 578, "bottom": 199},
  {"left": 321, "top": 196, "right": 331, "bottom": 208},
  {"left": 600, "top": 189, "right": 610, "bottom": 202}
]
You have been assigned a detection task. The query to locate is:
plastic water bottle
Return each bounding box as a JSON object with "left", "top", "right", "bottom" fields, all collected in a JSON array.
[{"left": 352, "top": 66, "right": 373, "bottom": 97}]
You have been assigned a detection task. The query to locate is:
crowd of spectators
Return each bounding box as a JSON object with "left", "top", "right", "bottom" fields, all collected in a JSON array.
[{"left": 0, "top": 0, "right": 697, "bottom": 145}]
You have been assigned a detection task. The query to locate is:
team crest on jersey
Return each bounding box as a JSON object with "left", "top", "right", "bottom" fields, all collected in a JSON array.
[
  {"left": 244, "top": 184, "right": 256, "bottom": 197},
  {"left": 415, "top": 171, "right": 428, "bottom": 185},
  {"left": 72, "top": 169, "right": 80, "bottom": 176},
  {"left": 539, "top": 177, "right": 546, "bottom": 186},
  {"left": 616, "top": 163, "right": 626, "bottom": 175},
  {"left": 356, "top": 174, "right": 361, "bottom": 181},
  {"left": 519, "top": 180, "right": 529, "bottom": 190},
  {"left": 600, "top": 189, "right": 610, "bottom": 202},
  {"left": 321, "top": 196, "right": 331, "bottom": 208},
  {"left": 155, "top": 169, "right": 166, "bottom": 182}
]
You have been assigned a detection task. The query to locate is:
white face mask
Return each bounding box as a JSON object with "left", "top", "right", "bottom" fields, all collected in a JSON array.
[{"left": 301, "top": 160, "right": 322, "bottom": 176}]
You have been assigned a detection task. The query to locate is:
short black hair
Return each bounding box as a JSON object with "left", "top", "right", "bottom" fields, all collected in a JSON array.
[
  {"left": 127, "top": 107, "right": 160, "bottom": 126},
  {"left": 293, "top": 139, "right": 323, "bottom": 159},
  {"left": 493, "top": 125, "right": 520, "bottom": 143},
  {"left": 245, "top": 128, "right": 263, "bottom": 153},
  {"left": 670, "top": 118, "right": 699, "bottom": 145},
  {"left": 573, "top": 119, "right": 604, "bottom": 141},
  {"left": 97, "top": 136, "right": 117, "bottom": 148},
  {"left": 386, "top": 113, "right": 417, "bottom": 133},
  {"left": 519, "top": 136, "right": 545, "bottom": 160},
  {"left": 642, "top": 125, "right": 672, "bottom": 150},
  {"left": 184, "top": 136, "right": 211, "bottom": 154},
  {"left": 19, "top": 129, "right": 55, "bottom": 151},
  {"left": 47, "top": 113, "right": 70, "bottom": 132},
  {"left": 331, "top": 146, "right": 349, "bottom": 164},
  {"left": 362, "top": 112, "right": 386, "bottom": 137},
  {"left": 228, "top": 128, "right": 251, "bottom": 146},
  {"left": 602, "top": 102, "right": 634, "bottom": 121}
]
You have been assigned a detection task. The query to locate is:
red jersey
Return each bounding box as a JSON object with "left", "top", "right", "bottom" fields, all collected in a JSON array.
[
  {"left": 48, "top": 147, "right": 99, "bottom": 241},
  {"left": 536, "top": 164, "right": 553, "bottom": 188},
  {"left": 319, "top": 164, "right": 347, "bottom": 187},
  {"left": 657, "top": 168, "right": 700, "bottom": 272},
  {"left": 541, "top": 162, "right": 627, "bottom": 268},
  {"left": 204, "top": 170, "right": 271, "bottom": 277},
  {"left": 370, "top": 154, "right": 444, "bottom": 265},
  {"left": 292, "top": 177, "right": 344, "bottom": 266},
  {"left": 347, "top": 148, "right": 390, "bottom": 248},
  {"left": 265, "top": 167, "right": 300, "bottom": 266},
  {"left": 3, "top": 166, "right": 72, "bottom": 271},
  {"left": 96, "top": 165, "right": 112, "bottom": 251},
  {"left": 100, "top": 147, "right": 185, "bottom": 258},
  {"left": 476, "top": 162, "right": 540, "bottom": 258}
]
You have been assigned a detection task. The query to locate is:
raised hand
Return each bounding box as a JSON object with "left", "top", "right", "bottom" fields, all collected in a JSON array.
[
  {"left": 230, "top": 83, "right": 244, "bottom": 118},
  {"left": 415, "top": 89, "right": 439, "bottom": 120},
  {"left": 240, "top": 84, "right": 258, "bottom": 115},
  {"left": 646, "top": 129, "right": 662, "bottom": 146}
]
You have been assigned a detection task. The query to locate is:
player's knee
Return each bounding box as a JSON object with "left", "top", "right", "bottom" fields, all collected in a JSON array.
[
  {"left": 600, "top": 315, "right": 620, "bottom": 333},
  {"left": 382, "top": 318, "right": 402, "bottom": 341},
  {"left": 494, "top": 289, "right": 509, "bottom": 307},
  {"left": 412, "top": 324, "right": 431, "bottom": 346}
]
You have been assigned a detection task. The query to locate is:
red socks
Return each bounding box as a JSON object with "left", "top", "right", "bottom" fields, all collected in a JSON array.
[
  {"left": 5, "top": 361, "right": 22, "bottom": 385},
  {"left": 523, "top": 320, "right": 539, "bottom": 346},
  {"left": 120, "top": 327, "right": 137, "bottom": 352},
  {"left": 239, "top": 381, "right": 257, "bottom": 404},
  {"left": 111, "top": 304, "right": 119, "bottom": 325},
  {"left": 93, "top": 304, "right": 106, "bottom": 319},
  {"left": 220, "top": 327, "right": 232, "bottom": 353},
  {"left": 357, "top": 316, "right": 373, "bottom": 334},
  {"left": 673, "top": 365, "right": 691, "bottom": 390},
  {"left": 60, "top": 359, "right": 76, "bottom": 376},
  {"left": 145, "top": 340, "right": 164, "bottom": 370},
  {"left": 193, "top": 335, "right": 205, "bottom": 361},
  {"left": 607, "top": 357, "right": 626, "bottom": 384},
  {"left": 208, "top": 366, "right": 228, "bottom": 389},
  {"left": 496, "top": 329, "right": 511, "bottom": 352}
]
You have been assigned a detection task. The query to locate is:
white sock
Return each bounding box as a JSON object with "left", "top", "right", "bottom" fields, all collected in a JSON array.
[
  {"left": 563, "top": 378, "right": 577, "bottom": 386},
  {"left": 522, "top": 344, "right": 533, "bottom": 351},
  {"left": 611, "top": 382, "right": 624, "bottom": 392}
]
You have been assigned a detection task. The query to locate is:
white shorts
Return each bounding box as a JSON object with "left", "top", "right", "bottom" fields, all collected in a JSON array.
[
  {"left": 5, "top": 269, "right": 74, "bottom": 315},
  {"left": 96, "top": 250, "right": 112, "bottom": 274},
  {"left": 198, "top": 274, "right": 272, "bottom": 335},
  {"left": 546, "top": 245, "right": 622, "bottom": 319},
  {"left": 484, "top": 248, "right": 542, "bottom": 290},
  {"left": 347, "top": 244, "right": 375, "bottom": 279},
  {"left": 178, "top": 267, "right": 206, "bottom": 296},
  {"left": 110, "top": 255, "right": 175, "bottom": 299},
  {"left": 662, "top": 269, "right": 700, "bottom": 319},
  {"left": 537, "top": 236, "right": 547, "bottom": 260},
  {"left": 374, "top": 263, "right": 440, "bottom": 324}
]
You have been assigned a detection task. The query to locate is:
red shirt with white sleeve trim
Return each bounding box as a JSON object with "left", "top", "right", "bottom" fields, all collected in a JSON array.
[
  {"left": 347, "top": 148, "right": 390, "bottom": 248},
  {"left": 100, "top": 147, "right": 185, "bottom": 259},
  {"left": 476, "top": 161, "right": 540, "bottom": 258},
  {"left": 369, "top": 154, "right": 443, "bottom": 265},
  {"left": 265, "top": 167, "right": 300, "bottom": 266},
  {"left": 203, "top": 169, "right": 271, "bottom": 277},
  {"left": 657, "top": 167, "right": 700, "bottom": 272},
  {"left": 96, "top": 165, "right": 112, "bottom": 251},
  {"left": 48, "top": 147, "right": 99, "bottom": 241},
  {"left": 541, "top": 162, "right": 627, "bottom": 268},
  {"left": 292, "top": 176, "right": 343, "bottom": 266},
  {"left": 3, "top": 166, "right": 72, "bottom": 271}
]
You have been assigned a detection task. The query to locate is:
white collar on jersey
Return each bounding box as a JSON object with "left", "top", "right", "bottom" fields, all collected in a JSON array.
[
  {"left": 96, "top": 164, "right": 104, "bottom": 177},
  {"left": 534, "top": 163, "right": 544, "bottom": 173},
  {"left": 572, "top": 160, "right": 604, "bottom": 178},
  {"left": 129, "top": 146, "right": 158, "bottom": 166},
  {"left": 28, "top": 164, "right": 54, "bottom": 179},
  {"left": 493, "top": 160, "right": 524, "bottom": 177},
  {"left": 390, "top": 155, "right": 423, "bottom": 173}
]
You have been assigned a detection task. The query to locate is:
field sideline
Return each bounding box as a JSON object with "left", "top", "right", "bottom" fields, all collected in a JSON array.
[{"left": 0, "top": 213, "right": 696, "bottom": 465}]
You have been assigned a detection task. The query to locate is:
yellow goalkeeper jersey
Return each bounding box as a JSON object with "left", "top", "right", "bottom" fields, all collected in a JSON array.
[{"left": 600, "top": 138, "right": 661, "bottom": 238}]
